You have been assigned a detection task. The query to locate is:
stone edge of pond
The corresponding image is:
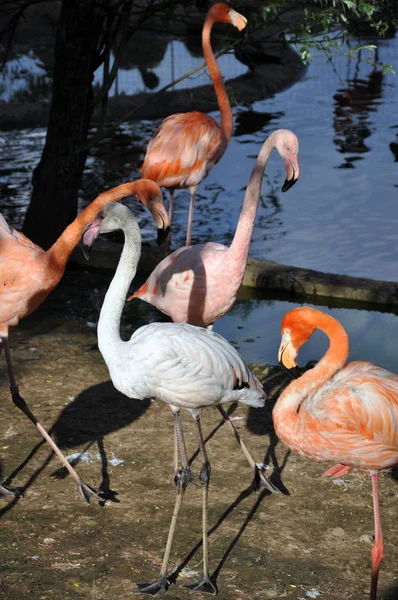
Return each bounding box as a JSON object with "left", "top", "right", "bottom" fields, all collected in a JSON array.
[{"left": 69, "top": 242, "right": 398, "bottom": 311}]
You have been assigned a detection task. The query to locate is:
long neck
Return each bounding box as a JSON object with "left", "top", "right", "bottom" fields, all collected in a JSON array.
[
  {"left": 273, "top": 313, "right": 349, "bottom": 430},
  {"left": 45, "top": 182, "right": 142, "bottom": 274},
  {"left": 97, "top": 218, "right": 141, "bottom": 357},
  {"left": 228, "top": 133, "right": 277, "bottom": 263},
  {"left": 202, "top": 14, "right": 233, "bottom": 143}
]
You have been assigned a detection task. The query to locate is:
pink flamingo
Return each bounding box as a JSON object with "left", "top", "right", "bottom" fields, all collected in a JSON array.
[
  {"left": 140, "top": 2, "right": 247, "bottom": 246},
  {"left": 273, "top": 306, "right": 398, "bottom": 600},
  {"left": 0, "top": 180, "right": 169, "bottom": 503},
  {"left": 129, "top": 129, "right": 298, "bottom": 490},
  {"left": 131, "top": 130, "right": 299, "bottom": 326}
]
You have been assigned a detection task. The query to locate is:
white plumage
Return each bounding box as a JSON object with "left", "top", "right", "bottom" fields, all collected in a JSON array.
[
  {"left": 82, "top": 202, "right": 270, "bottom": 595},
  {"left": 110, "top": 321, "right": 265, "bottom": 410}
]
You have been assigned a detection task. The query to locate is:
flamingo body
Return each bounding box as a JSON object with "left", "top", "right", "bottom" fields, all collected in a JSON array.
[
  {"left": 82, "top": 202, "right": 269, "bottom": 592},
  {"left": 141, "top": 3, "right": 247, "bottom": 245},
  {"left": 274, "top": 359, "right": 398, "bottom": 470},
  {"left": 141, "top": 112, "right": 225, "bottom": 191},
  {"left": 132, "top": 130, "right": 300, "bottom": 326},
  {"left": 105, "top": 321, "right": 264, "bottom": 410},
  {"left": 273, "top": 306, "right": 398, "bottom": 600},
  {"left": 133, "top": 241, "right": 240, "bottom": 325},
  {"left": 0, "top": 179, "right": 169, "bottom": 502},
  {"left": 0, "top": 215, "right": 54, "bottom": 332},
  {"left": 0, "top": 180, "right": 167, "bottom": 335}
]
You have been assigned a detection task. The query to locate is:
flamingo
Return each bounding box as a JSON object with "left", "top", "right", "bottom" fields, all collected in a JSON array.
[
  {"left": 140, "top": 2, "right": 247, "bottom": 246},
  {"left": 0, "top": 179, "right": 169, "bottom": 503},
  {"left": 273, "top": 306, "right": 398, "bottom": 600},
  {"left": 131, "top": 130, "right": 299, "bottom": 326},
  {"left": 82, "top": 202, "right": 269, "bottom": 595},
  {"left": 130, "top": 130, "right": 298, "bottom": 488}
]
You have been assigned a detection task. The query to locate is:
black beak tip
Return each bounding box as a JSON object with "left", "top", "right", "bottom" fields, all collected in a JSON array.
[
  {"left": 82, "top": 243, "right": 91, "bottom": 261},
  {"left": 282, "top": 177, "right": 297, "bottom": 193},
  {"left": 157, "top": 226, "right": 171, "bottom": 246},
  {"left": 279, "top": 361, "right": 300, "bottom": 380}
]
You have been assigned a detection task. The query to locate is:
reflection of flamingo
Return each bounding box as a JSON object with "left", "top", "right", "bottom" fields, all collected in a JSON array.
[
  {"left": 82, "top": 202, "right": 269, "bottom": 595},
  {"left": 132, "top": 130, "right": 299, "bottom": 326},
  {"left": 273, "top": 306, "right": 398, "bottom": 600},
  {"left": 130, "top": 129, "right": 298, "bottom": 490},
  {"left": 141, "top": 3, "right": 247, "bottom": 246},
  {"left": 0, "top": 180, "right": 169, "bottom": 503}
]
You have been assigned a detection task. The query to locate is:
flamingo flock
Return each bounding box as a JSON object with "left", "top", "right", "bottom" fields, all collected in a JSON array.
[{"left": 1, "top": 3, "right": 396, "bottom": 600}]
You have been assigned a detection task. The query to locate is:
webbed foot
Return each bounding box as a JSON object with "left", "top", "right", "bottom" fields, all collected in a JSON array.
[
  {"left": 183, "top": 575, "right": 218, "bottom": 595},
  {"left": 133, "top": 576, "right": 170, "bottom": 595},
  {"left": 252, "top": 466, "right": 280, "bottom": 494},
  {"left": 0, "top": 483, "right": 23, "bottom": 498},
  {"left": 77, "top": 479, "right": 103, "bottom": 504}
]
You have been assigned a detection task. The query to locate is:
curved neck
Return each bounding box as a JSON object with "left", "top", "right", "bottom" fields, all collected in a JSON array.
[
  {"left": 203, "top": 14, "right": 233, "bottom": 143},
  {"left": 45, "top": 182, "right": 143, "bottom": 273},
  {"left": 274, "top": 312, "right": 349, "bottom": 426},
  {"left": 228, "top": 133, "right": 277, "bottom": 262},
  {"left": 97, "top": 217, "right": 141, "bottom": 356}
]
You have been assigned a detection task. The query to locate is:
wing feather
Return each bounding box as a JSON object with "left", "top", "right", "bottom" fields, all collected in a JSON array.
[
  {"left": 121, "top": 323, "right": 265, "bottom": 410},
  {"left": 141, "top": 112, "right": 224, "bottom": 188}
]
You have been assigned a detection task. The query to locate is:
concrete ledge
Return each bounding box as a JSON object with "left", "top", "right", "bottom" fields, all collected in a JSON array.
[
  {"left": 244, "top": 259, "right": 398, "bottom": 307},
  {"left": 71, "top": 241, "right": 398, "bottom": 311}
]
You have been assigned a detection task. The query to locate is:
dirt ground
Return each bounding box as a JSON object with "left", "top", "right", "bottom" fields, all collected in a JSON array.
[{"left": 1, "top": 263, "right": 398, "bottom": 600}]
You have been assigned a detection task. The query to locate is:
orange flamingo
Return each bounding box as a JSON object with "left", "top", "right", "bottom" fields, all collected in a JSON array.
[
  {"left": 273, "top": 306, "right": 398, "bottom": 600},
  {"left": 0, "top": 179, "right": 169, "bottom": 503},
  {"left": 140, "top": 2, "right": 247, "bottom": 246}
]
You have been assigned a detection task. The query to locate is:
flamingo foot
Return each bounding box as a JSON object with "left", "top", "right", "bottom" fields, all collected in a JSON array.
[
  {"left": 183, "top": 575, "right": 218, "bottom": 595},
  {"left": 0, "top": 483, "right": 23, "bottom": 498},
  {"left": 77, "top": 479, "right": 103, "bottom": 504},
  {"left": 252, "top": 466, "right": 280, "bottom": 494},
  {"left": 322, "top": 464, "right": 352, "bottom": 478},
  {"left": 172, "top": 466, "right": 195, "bottom": 490},
  {"left": 133, "top": 576, "right": 170, "bottom": 595}
]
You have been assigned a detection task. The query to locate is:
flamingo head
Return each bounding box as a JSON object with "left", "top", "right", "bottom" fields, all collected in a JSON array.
[
  {"left": 134, "top": 179, "right": 171, "bottom": 245},
  {"left": 209, "top": 3, "right": 247, "bottom": 31},
  {"left": 278, "top": 308, "right": 316, "bottom": 378},
  {"left": 274, "top": 130, "right": 300, "bottom": 192},
  {"left": 81, "top": 203, "right": 136, "bottom": 260}
]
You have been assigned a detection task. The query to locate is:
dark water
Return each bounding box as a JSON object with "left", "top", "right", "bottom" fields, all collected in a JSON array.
[{"left": 1, "top": 32, "right": 398, "bottom": 370}]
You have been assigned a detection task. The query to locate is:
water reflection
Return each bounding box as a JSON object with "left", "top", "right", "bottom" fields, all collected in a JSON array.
[{"left": 333, "top": 58, "right": 384, "bottom": 167}]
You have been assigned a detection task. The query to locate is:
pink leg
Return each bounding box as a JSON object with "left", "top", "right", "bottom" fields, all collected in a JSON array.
[
  {"left": 168, "top": 190, "right": 174, "bottom": 221},
  {"left": 369, "top": 472, "right": 384, "bottom": 600},
  {"left": 322, "top": 463, "right": 352, "bottom": 478},
  {"left": 185, "top": 187, "right": 197, "bottom": 246},
  {"left": 2, "top": 335, "right": 102, "bottom": 503}
]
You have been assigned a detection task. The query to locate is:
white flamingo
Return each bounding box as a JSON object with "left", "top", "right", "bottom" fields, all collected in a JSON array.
[{"left": 82, "top": 202, "right": 270, "bottom": 595}]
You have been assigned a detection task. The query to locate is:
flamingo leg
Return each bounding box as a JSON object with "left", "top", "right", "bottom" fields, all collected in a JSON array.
[
  {"left": 322, "top": 463, "right": 352, "bottom": 478},
  {"left": 369, "top": 472, "right": 384, "bottom": 600},
  {"left": 217, "top": 405, "right": 279, "bottom": 494},
  {"left": 185, "top": 186, "right": 197, "bottom": 246},
  {"left": 183, "top": 413, "right": 217, "bottom": 595},
  {"left": 1, "top": 336, "right": 102, "bottom": 504},
  {"left": 135, "top": 410, "right": 191, "bottom": 596},
  {"left": 168, "top": 190, "right": 174, "bottom": 222}
]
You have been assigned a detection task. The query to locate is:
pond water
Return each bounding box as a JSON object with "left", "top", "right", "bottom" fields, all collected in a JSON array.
[{"left": 1, "top": 28, "right": 398, "bottom": 372}]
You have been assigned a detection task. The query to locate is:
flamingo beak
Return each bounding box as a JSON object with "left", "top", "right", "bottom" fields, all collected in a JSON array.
[
  {"left": 157, "top": 225, "right": 171, "bottom": 246},
  {"left": 282, "top": 152, "right": 300, "bottom": 192},
  {"left": 278, "top": 336, "right": 300, "bottom": 379},
  {"left": 139, "top": 194, "right": 171, "bottom": 245},
  {"left": 81, "top": 217, "right": 102, "bottom": 260},
  {"left": 152, "top": 202, "right": 171, "bottom": 245},
  {"left": 230, "top": 10, "right": 247, "bottom": 31}
]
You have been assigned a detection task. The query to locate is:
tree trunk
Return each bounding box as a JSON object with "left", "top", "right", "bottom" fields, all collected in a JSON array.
[{"left": 22, "top": 0, "right": 105, "bottom": 249}]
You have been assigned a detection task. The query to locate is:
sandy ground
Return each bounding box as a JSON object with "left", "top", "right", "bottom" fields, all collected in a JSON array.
[{"left": 1, "top": 265, "right": 398, "bottom": 600}]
